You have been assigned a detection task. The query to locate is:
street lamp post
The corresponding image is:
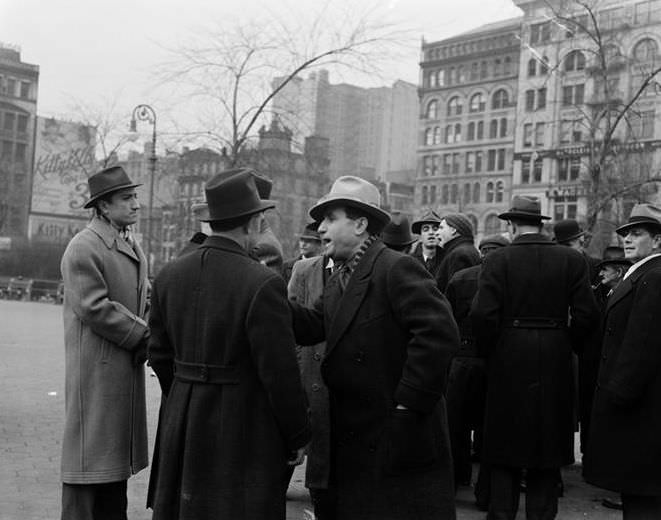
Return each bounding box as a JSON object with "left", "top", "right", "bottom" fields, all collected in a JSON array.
[{"left": 130, "top": 104, "right": 157, "bottom": 276}]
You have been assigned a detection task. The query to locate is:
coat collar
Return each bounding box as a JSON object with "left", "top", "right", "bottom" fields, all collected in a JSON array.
[
  {"left": 511, "top": 233, "right": 553, "bottom": 245},
  {"left": 442, "top": 235, "right": 475, "bottom": 254},
  {"left": 87, "top": 216, "right": 139, "bottom": 263},
  {"left": 325, "top": 240, "right": 386, "bottom": 353},
  {"left": 199, "top": 235, "right": 250, "bottom": 257},
  {"left": 606, "top": 255, "right": 661, "bottom": 311}
]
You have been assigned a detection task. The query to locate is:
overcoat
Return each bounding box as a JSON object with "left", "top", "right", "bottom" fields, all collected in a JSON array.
[
  {"left": 292, "top": 240, "right": 460, "bottom": 519},
  {"left": 584, "top": 255, "right": 661, "bottom": 496},
  {"left": 435, "top": 236, "right": 481, "bottom": 293},
  {"left": 472, "top": 233, "right": 599, "bottom": 469},
  {"left": 287, "top": 255, "right": 332, "bottom": 490},
  {"left": 148, "top": 236, "right": 310, "bottom": 520},
  {"left": 60, "top": 216, "right": 149, "bottom": 483},
  {"left": 409, "top": 242, "right": 444, "bottom": 279}
]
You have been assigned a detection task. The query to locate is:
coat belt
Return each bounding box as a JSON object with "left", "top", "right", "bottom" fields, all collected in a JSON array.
[
  {"left": 502, "top": 317, "right": 567, "bottom": 329},
  {"left": 173, "top": 360, "right": 240, "bottom": 384}
]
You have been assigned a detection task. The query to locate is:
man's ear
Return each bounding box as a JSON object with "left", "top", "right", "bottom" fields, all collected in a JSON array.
[{"left": 354, "top": 216, "right": 369, "bottom": 235}]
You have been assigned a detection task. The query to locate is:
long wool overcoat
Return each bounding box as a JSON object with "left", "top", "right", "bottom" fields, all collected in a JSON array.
[
  {"left": 472, "top": 233, "right": 599, "bottom": 469},
  {"left": 148, "top": 236, "right": 310, "bottom": 520},
  {"left": 435, "top": 236, "right": 481, "bottom": 293},
  {"left": 292, "top": 240, "right": 460, "bottom": 520},
  {"left": 60, "top": 217, "right": 149, "bottom": 483},
  {"left": 287, "top": 255, "right": 332, "bottom": 490},
  {"left": 584, "top": 255, "right": 661, "bottom": 495}
]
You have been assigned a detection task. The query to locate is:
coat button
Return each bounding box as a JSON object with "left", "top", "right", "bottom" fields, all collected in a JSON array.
[
  {"left": 513, "top": 319, "right": 520, "bottom": 327},
  {"left": 311, "top": 383, "right": 320, "bottom": 392},
  {"left": 313, "top": 353, "right": 322, "bottom": 361}
]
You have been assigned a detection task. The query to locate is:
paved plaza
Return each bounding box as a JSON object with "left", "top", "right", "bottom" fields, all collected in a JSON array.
[{"left": 1, "top": 300, "right": 620, "bottom": 519}]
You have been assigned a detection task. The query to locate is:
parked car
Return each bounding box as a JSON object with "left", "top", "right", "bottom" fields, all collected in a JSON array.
[
  {"left": 30, "top": 279, "right": 61, "bottom": 302},
  {"left": 7, "top": 276, "right": 33, "bottom": 301}
]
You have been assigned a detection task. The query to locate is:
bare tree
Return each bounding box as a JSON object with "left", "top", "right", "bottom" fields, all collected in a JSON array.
[
  {"left": 542, "top": 0, "right": 661, "bottom": 235},
  {"left": 154, "top": 3, "right": 408, "bottom": 165}
]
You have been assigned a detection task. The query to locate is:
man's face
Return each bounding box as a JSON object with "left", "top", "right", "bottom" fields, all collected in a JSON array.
[
  {"left": 246, "top": 212, "right": 266, "bottom": 250},
  {"left": 99, "top": 188, "right": 140, "bottom": 228},
  {"left": 436, "top": 219, "right": 457, "bottom": 247},
  {"left": 299, "top": 238, "right": 321, "bottom": 258},
  {"left": 419, "top": 223, "right": 439, "bottom": 248},
  {"left": 623, "top": 226, "right": 661, "bottom": 262},
  {"left": 599, "top": 264, "right": 623, "bottom": 288},
  {"left": 317, "top": 207, "right": 365, "bottom": 262}
]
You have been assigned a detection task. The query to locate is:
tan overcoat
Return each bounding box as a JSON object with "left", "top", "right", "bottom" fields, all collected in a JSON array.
[{"left": 60, "top": 216, "right": 149, "bottom": 483}]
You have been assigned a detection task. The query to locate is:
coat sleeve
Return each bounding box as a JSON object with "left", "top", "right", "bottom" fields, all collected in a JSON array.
[
  {"left": 289, "top": 297, "right": 326, "bottom": 346},
  {"left": 246, "top": 275, "right": 311, "bottom": 451},
  {"left": 61, "top": 239, "right": 147, "bottom": 350},
  {"left": 602, "top": 270, "right": 661, "bottom": 406},
  {"left": 287, "top": 259, "right": 305, "bottom": 303},
  {"left": 567, "top": 253, "right": 600, "bottom": 352},
  {"left": 147, "top": 279, "right": 175, "bottom": 396},
  {"left": 388, "top": 255, "right": 460, "bottom": 413}
]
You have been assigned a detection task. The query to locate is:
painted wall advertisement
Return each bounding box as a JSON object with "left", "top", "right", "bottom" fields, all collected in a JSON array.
[{"left": 30, "top": 117, "right": 96, "bottom": 243}]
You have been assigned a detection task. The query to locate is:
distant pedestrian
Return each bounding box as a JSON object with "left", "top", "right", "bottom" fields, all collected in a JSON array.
[
  {"left": 148, "top": 169, "right": 310, "bottom": 520},
  {"left": 283, "top": 222, "right": 323, "bottom": 282},
  {"left": 584, "top": 204, "right": 661, "bottom": 519},
  {"left": 60, "top": 166, "right": 150, "bottom": 520},
  {"left": 472, "top": 196, "right": 599, "bottom": 520},
  {"left": 410, "top": 210, "right": 443, "bottom": 277},
  {"left": 291, "top": 176, "right": 460, "bottom": 519},
  {"left": 435, "top": 213, "right": 480, "bottom": 292},
  {"left": 382, "top": 211, "right": 416, "bottom": 252}
]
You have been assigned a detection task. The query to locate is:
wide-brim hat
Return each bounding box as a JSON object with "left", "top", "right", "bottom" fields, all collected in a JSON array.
[
  {"left": 382, "top": 212, "right": 415, "bottom": 247},
  {"left": 498, "top": 195, "right": 550, "bottom": 221},
  {"left": 411, "top": 210, "right": 442, "bottom": 234},
  {"left": 596, "top": 246, "right": 632, "bottom": 270},
  {"left": 84, "top": 166, "right": 142, "bottom": 209},
  {"left": 299, "top": 221, "right": 321, "bottom": 242},
  {"left": 309, "top": 175, "right": 391, "bottom": 228},
  {"left": 553, "top": 219, "right": 585, "bottom": 243},
  {"left": 200, "top": 169, "right": 275, "bottom": 222},
  {"left": 615, "top": 203, "right": 661, "bottom": 236}
]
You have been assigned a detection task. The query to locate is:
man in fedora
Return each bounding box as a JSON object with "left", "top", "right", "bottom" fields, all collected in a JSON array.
[
  {"left": 553, "top": 218, "right": 601, "bottom": 288},
  {"left": 584, "top": 203, "right": 661, "bottom": 519},
  {"left": 445, "top": 234, "right": 509, "bottom": 506},
  {"left": 410, "top": 210, "right": 444, "bottom": 276},
  {"left": 290, "top": 175, "right": 460, "bottom": 519},
  {"left": 472, "top": 195, "right": 599, "bottom": 520},
  {"left": 435, "top": 213, "right": 481, "bottom": 293},
  {"left": 283, "top": 221, "right": 323, "bottom": 282},
  {"left": 382, "top": 211, "right": 416, "bottom": 252},
  {"left": 147, "top": 169, "right": 310, "bottom": 520},
  {"left": 60, "top": 165, "right": 150, "bottom": 519}
]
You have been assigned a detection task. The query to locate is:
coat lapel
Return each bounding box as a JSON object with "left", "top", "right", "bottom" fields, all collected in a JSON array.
[
  {"left": 607, "top": 256, "right": 661, "bottom": 312},
  {"left": 325, "top": 242, "right": 384, "bottom": 355}
]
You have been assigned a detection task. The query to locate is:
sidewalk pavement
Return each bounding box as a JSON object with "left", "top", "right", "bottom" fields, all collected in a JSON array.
[{"left": 0, "top": 300, "right": 620, "bottom": 519}]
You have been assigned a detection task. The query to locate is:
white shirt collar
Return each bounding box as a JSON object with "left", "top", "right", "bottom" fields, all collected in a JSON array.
[{"left": 623, "top": 252, "right": 661, "bottom": 280}]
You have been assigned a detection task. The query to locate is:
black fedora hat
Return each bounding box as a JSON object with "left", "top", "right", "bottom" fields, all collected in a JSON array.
[
  {"left": 382, "top": 212, "right": 415, "bottom": 247},
  {"left": 498, "top": 195, "right": 550, "bottom": 221},
  {"left": 200, "top": 169, "right": 275, "bottom": 222},
  {"left": 615, "top": 203, "right": 661, "bottom": 236},
  {"left": 596, "top": 246, "right": 632, "bottom": 270},
  {"left": 216, "top": 167, "right": 273, "bottom": 199},
  {"left": 84, "top": 166, "right": 142, "bottom": 209},
  {"left": 411, "top": 210, "right": 442, "bottom": 234},
  {"left": 553, "top": 219, "right": 585, "bottom": 243}
]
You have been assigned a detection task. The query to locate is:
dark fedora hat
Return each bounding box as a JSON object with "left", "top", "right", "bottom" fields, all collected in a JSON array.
[
  {"left": 498, "top": 195, "right": 550, "bottom": 221},
  {"left": 411, "top": 210, "right": 442, "bottom": 234},
  {"left": 299, "top": 222, "right": 321, "bottom": 242},
  {"left": 200, "top": 169, "right": 275, "bottom": 222},
  {"left": 84, "top": 166, "right": 142, "bottom": 209},
  {"left": 596, "top": 246, "right": 632, "bottom": 270},
  {"left": 553, "top": 219, "right": 585, "bottom": 243},
  {"left": 217, "top": 167, "right": 273, "bottom": 199},
  {"left": 382, "top": 212, "right": 415, "bottom": 247},
  {"left": 616, "top": 203, "right": 661, "bottom": 236}
]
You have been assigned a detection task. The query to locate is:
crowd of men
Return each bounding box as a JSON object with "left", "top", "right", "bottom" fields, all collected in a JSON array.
[{"left": 58, "top": 165, "right": 661, "bottom": 520}]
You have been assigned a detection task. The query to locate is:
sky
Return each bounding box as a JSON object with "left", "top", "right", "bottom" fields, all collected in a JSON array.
[{"left": 0, "top": 0, "right": 522, "bottom": 146}]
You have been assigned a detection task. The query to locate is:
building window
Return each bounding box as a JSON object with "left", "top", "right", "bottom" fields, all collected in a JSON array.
[
  {"left": 562, "top": 84, "right": 585, "bottom": 106},
  {"left": 426, "top": 99, "right": 439, "bottom": 119},
  {"left": 443, "top": 154, "right": 451, "bottom": 174},
  {"left": 441, "top": 185, "right": 449, "bottom": 204},
  {"left": 540, "top": 56, "right": 549, "bottom": 75},
  {"left": 470, "top": 92, "right": 486, "bottom": 113},
  {"left": 558, "top": 157, "right": 581, "bottom": 181},
  {"left": 6, "top": 78, "right": 16, "bottom": 96},
  {"left": 450, "top": 184, "right": 458, "bottom": 204},
  {"left": 487, "top": 149, "right": 497, "bottom": 171},
  {"left": 447, "top": 96, "right": 463, "bottom": 116},
  {"left": 477, "top": 121, "right": 484, "bottom": 139},
  {"left": 635, "top": 1, "right": 661, "bottom": 25},
  {"left": 523, "top": 123, "right": 533, "bottom": 147},
  {"left": 497, "top": 149, "right": 506, "bottom": 170},
  {"left": 633, "top": 37, "right": 659, "bottom": 62},
  {"left": 629, "top": 109, "right": 656, "bottom": 139},
  {"left": 564, "top": 50, "right": 586, "bottom": 72},
  {"left": 14, "top": 142, "right": 27, "bottom": 163},
  {"left": 528, "top": 58, "right": 537, "bottom": 77},
  {"left": 525, "top": 90, "right": 535, "bottom": 111},
  {"left": 423, "top": 156, "right": 432, "bottom": 176},
  {"left": 1, "top": 140, "right": 12, "bottom": 159},
  {"left": 3, "top": 112, "right": 15, "bottom": 132},
  {"left": 425, "top": 128, "right": 433, "bottom": 145},
  {"left": 500, "top": 117, "right": 508, "bottom": 137},
  {"left": 495, "top": 180, "right": 504, "bottom": 202},
  {"left": 486, "top": 181, "right": 495, "bottom": 202},
  {"left": 537, "top": 88, "right": 547, "bottom": 109},
  {"left": 470, "top": 62, "right": 479, "bottom": 81},
  {"left": 454, "top": 123, "right": 462, "bottom": 143},
  {"left": 535, "top": 122, "right": 545, "bottom": 147},
  {"left": 530, "top": 21, "right": 551, "bottom": 44},
  {"left": 432, "top": 155, "right": 441, "bottom": 175},
  {"left": 463, "top": 183, "right": 471, "bottom": 205},
  {"left": 17, "top": 114, "right": 28, "bottom": 133},
  {"left": 430, "top": 185, "right": 437, "bottom": 203},
  {"left": 473, "top": 182, "right": 480, "bottom": 203},
  {"left": 457, "top": 65, "right": 466, "bottom": 83},
  {"left": 19, "top": 81, "right": 30, "bottom": 99},
  {"left": 494, "top": 59, "right": 502, "bottom": 77},
  {"left": 489, "top": 119, "right": 499, "bottom": 139},
  {"left": 434, "top": 127, "right": 442, "bottom": 144},
  {"left": 467, "top": 122, "right": 476, "bottom": 141},
  {"left": 437, "top": 70, "right": 445, "bottom": 87},
  {"left": 480, "top": 60, "right": 489, "bottom": 79},
  {"left": 533, "top": 157, "right": 543, "bottom": 182},
  {"left": 492, "top": 89, "right": 509, "bottom": 109},
  {"left": 452, "top": 153, "right": 461, "bottom": 174},
  {"left": 421, "top": 186, "right": 428, "bottom": 205},
  {"left": 554, "top": 195, "right": 578, "bottom": 221},
  {"left": 475, "top": 151, "right": 483, "bottom": 172},
  {"left": 466, "top": 152, "right": 475, "bottom": 173},
  {"left": 504, "top": 56, "right": 513, "bottom": 75},
  {"left": 560, "top": 119, "right": 583, "bottom": 143}
]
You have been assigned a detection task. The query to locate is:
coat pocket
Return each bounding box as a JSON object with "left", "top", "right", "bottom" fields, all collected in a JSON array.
[{"left": 387, "top": 409, "right": 438, "bottom": 474}]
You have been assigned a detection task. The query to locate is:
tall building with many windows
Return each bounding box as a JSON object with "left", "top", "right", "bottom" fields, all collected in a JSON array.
[
  {"left": 0, "top": 43, "right": 39, "bottom": 242},
  {"left": 417, "top": 18, "right": 522, "bottom": 237}
]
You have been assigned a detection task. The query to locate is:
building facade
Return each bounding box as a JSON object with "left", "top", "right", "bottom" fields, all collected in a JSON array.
[
  {"left": 0, "top": 43, "right": 39, "bottom": 243},
  {"left": 416, "top": 18, "right": 522, "bottom": 238}
]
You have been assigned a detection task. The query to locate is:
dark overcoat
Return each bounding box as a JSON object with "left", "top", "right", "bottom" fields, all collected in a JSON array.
[
  {"left": 292, "top": 240, "right": 460, "bottom": 520},
  {"left": 287, "top": 255, "right": 332, "bottom": 490},
  {"left": 409, "top": 242, "right": 444, "bottom": 279},
  {"left": 472, "top": 233, "right": 599, "bottom": 469},
  {"left": 148, "top": 236, "right": 310, "bottom": 520},
  {"left": 584, "top": 255, "right": 661, "bottom": 496},
  {"left": 435, "top": 236, "right": 481, "bottom": 293}
]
